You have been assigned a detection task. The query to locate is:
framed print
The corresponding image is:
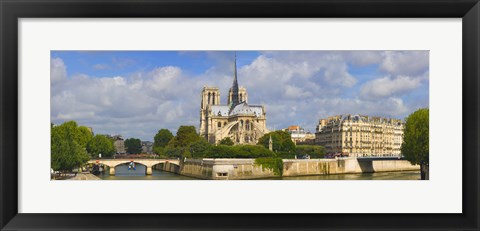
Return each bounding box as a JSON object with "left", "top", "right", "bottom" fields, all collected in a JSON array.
[{"left": 1, "top": 0, "right": 479, "bottom": 230}]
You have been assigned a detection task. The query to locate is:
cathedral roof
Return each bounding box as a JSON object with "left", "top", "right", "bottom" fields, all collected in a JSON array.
[
  {"left": 229, "top": 102, "right": 263, "bottom": 116},
  {"left": 211, "top": 103, "right": 263, "bottom": 117},
  {"left": 211, "top": 105, "right": 230, "bottom": 116}
]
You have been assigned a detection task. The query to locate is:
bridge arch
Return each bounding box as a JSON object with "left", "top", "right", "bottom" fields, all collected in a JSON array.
[
  {"left": 87, "top": 159, "right": 180, "bottom": 176},
  {"left": 114, "top": 161, "right": 148, "bottom": 175}
]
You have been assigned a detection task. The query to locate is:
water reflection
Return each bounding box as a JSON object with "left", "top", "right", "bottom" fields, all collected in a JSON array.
[
  {"left": 98, "top": 167, "right": 420, "bottom": 180},
  {"left": 114, "top": 163, "right": 147, "bottom": 176},
  {"left": 275, "top": 171, "right": 421, "bottom": 180},
  {"left": 98, "top": 168, "right": 198, "bottom": 180}
]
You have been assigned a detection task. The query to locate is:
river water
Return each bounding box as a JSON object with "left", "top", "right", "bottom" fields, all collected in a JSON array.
[{"left": 98, "top": 164, "right": 420, "bottom": 180}]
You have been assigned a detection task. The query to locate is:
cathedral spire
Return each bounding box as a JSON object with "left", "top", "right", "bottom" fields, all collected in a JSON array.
[{"left": 231, "top": 52, "right": 240, "bottom": 106}]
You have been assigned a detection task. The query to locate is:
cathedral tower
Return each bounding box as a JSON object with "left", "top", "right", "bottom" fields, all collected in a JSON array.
[{"left": 199, "top": 86, "right": 220, "bottom": 138}]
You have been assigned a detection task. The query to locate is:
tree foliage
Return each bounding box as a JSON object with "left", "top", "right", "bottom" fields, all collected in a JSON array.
[
  {"left": 164, "top": 141, "right": 276, "bottom": 159},
  {"left": 154, "top": 129, "right": 174, "bottom": 148},
  {"left": 257, "top": 130, "right": 296, "bottom": 155},
  {"left": 163, "top": 126, "right": 202, "bottom": 158},
  {"left": 401, "top": 108, "right": 429, "bottom": 166},
  {"left": 170, "top": 126, "right": 201, "bottom": 148},
  {"left": 202, "top": 145, "right": 275, "bottom": 158},
  {"left": 255, "top": 157, "right": 284, "bottom": 176},
  {"left": 153, "top": 128, "right": 174, "bottom": 155},
  {"left": 219, "top": 137, "right": 234, "bottom": 146},
  {"left": 124, "top": 138, "right": 142, "bottom": 154},
  {"left": 77, "top": 126, "right": 94, "bottom": 147},
  {"left": 189, "top": 139, "right": 211, "bottom": 158},
  {"left": 87, "top": 134, "right": 115, "bottom": 158},
  {"left": 295, "top": 145, "right": 325, "bottom": 158},
  {"left": 51, "top": 121, "right": 90, "bottom": 171}
]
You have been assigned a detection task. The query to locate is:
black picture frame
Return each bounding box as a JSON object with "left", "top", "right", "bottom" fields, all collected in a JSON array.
[{"left": 1, "top": 0, "right": 479, "bottom": 230}]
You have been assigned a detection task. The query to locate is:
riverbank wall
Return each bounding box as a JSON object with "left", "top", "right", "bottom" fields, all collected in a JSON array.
[
  {"left": 282, "top": 158, "right": 419, "bottom": 177},
  {"left": 156, "top": 157, "right": 418, "bottom": 180},
  {"left": 157, "top": 158, "right": 276, "bottom": 180}
]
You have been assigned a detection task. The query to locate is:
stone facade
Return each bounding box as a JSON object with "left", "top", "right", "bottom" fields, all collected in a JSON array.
[
  {"left": 199, "top": 55, "right": 269, "bottom": 145},
  {"left": 283, "top": 125, "right": 316, "bottom": 144},
  {"left": 105, "top": 135, "right": 126, "bottom": 154},
  {"left": 141, "top": 141, "right": 153, "bottom": 154},
  {"left": 315, "top": 114, "right": 404, "bottom": 157},
  {"left": 113, "top": 139, "right": 126, "bottom": 154}
]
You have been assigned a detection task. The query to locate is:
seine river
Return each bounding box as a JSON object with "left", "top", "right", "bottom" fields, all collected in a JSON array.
[{"left": 98, "top": 164, "right": 420, "bottom": 180}]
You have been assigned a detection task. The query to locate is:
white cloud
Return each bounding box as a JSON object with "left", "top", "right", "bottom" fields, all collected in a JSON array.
[
  {"left": 146, "top": 66, "right": 183, "bottom": 92},
  {"left": 379, "top": 51, "right": 429, "bottom": 76},
  {"left": 51, "top": 58, "right": 67, "bottom": 83},
  {"left": 346, "top": 51, "right": 383, "bottom": 66},
  {"left": 360, "top": 75, "right": 422, "bottom": 100},
  {"left": 93, "top": 64, "right": 111, "bottom": 70}
]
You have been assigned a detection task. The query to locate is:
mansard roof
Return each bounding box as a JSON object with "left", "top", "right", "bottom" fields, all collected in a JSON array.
[{"left": 340, "top": 114, "right": 367, "bottom": 122}]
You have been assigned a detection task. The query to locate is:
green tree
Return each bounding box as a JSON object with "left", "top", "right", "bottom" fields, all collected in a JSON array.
[
  {"left": 153, "top": 146, "right": 165, "bottom": 156},
  {"left": 77, "top": 126, "right": 94, "bottom": 147},
  {"left": 53, "top": 121, "right": 92, "bottom": 149},
  {"left": 153, "top": 129, "right": 174, "bottom": 151},
  {"left": 173, "top": 126, "right": 201, "bottom": 147},
  {"left": 51, "top": 121, "right": 90, "bottom": 172},
  {"left": 163, "top": 126, "right": 202, "bottom": 158},
  {"left": 87, "top": 134, "right": 115, "bottom": 158},
  {"left": 189, "top": 139, "right": 211, "bottom": 158},
  {"left": 202, "top": 145, "right": 275, "bottom": 158},
  {"left": 219, "top": 137, "right": 234, "bottom": 146},
  {"left": 124, "top": 138, "right": 142, "bottom": 154},
  {"left": 401, "top": 108, "right": 429, "bottom": 180},
  {"left": 295, "top": 145, "right": 325, "bottom": 158},
  {"left": 163, "top": 141, "right": 183, "bottom": 158},
  {"left": 258, "top": 131, "right": 296, "bottom": 156}
]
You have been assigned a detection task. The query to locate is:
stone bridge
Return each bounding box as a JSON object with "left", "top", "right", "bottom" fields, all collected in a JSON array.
[{"left": 87, "top": 159, "right": 180, "bottom": 175}]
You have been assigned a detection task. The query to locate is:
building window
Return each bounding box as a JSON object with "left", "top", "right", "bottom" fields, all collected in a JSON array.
[
  {"left": 217, "top": 172, "right": 228, "bottom": 177},
  {"left": 218, "top": 122, "right": 221, "bottom": 128}
]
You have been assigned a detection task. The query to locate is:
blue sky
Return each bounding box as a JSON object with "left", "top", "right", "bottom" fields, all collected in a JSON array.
[{"left": 51, "top": 51, "right": 429, "bottom": 141}]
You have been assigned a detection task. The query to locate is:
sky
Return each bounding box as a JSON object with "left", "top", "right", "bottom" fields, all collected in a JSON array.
[{"left": 51, "top": 51, "right": 429, "bottom": 141}]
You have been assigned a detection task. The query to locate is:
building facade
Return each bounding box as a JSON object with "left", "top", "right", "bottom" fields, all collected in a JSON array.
[
  {"left": 199, "top": 55, "right": 269, "bottom": 145},
  {"left": 141, "top": 141, "right": 153, "bottom": 154},
  {"left": 111, "top": 135, "right": 126, "bottom": 154},
  {"left": 283, "top": 125, "right": 316, "bottom": 144},
  {"left": 315, "top": 114, "right": 403, "bottom": 157}
]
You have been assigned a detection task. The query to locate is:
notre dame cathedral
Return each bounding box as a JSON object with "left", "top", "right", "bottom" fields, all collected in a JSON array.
[{"left": 199, "top": 55, "right": 269, "bottom": 145}]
